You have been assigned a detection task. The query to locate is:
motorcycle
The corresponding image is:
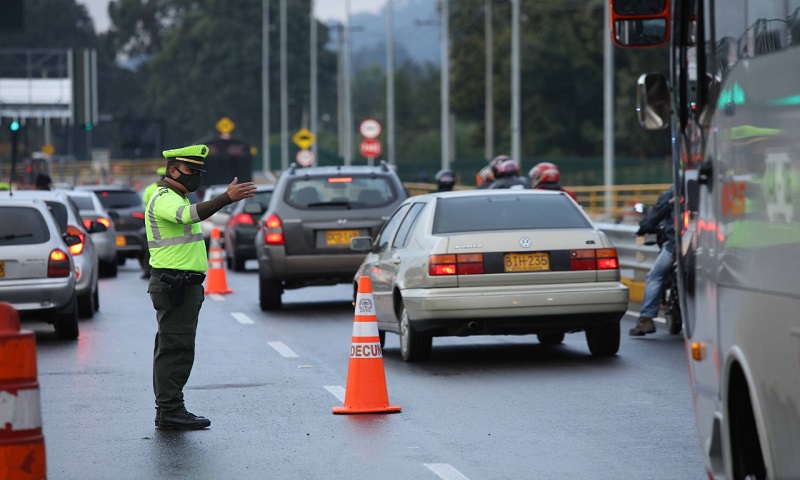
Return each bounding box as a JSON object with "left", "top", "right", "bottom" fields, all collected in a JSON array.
[{"left": 633, "top": 203, "right": 682, "bottom": 335}]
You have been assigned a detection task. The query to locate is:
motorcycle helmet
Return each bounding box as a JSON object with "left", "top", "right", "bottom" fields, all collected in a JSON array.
[
  {"left": 435, "top": 169, "right": 456, "bottom": 191},
  {"left": 491, "top": 155, "right": 520, "bottom": 178},
  {"left": 478, "top": 165, "right": 495, "bottom": 185},
  {"left": 529, "top": 162, "right": 560, "bottom": 187}
]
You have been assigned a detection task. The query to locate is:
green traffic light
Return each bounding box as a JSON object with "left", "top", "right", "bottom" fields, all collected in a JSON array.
[
  {"left": 85, "top": 123, "right": 93, "bottom": 131},
  {"left": 10, "top": 121, "right": 20, "bottom": 131}
]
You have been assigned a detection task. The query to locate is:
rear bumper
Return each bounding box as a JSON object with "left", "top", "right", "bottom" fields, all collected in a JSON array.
[
  {"left": 0, "top": 278, "right": 75, "bottom": 312},
  {"left": 257, "top": 245, "right": 366, "bottom": 287},
  {"left": 399, "top": 282, "right": 629, "bottom": 335}
]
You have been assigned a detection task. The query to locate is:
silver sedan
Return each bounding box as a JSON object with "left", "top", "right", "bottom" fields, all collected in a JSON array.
[{"left": 352, "top": 189, "right": 630, "bottom": 361}]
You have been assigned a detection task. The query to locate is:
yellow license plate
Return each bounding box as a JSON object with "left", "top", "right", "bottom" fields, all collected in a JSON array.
[
  {"left": 0, "top": 260, "right": 4, "bottom": 278},
  {"left": 116, "top": 235, "right": 127, "bottom": 247},
  {"left": 326, "top": 229, "right": 359, "bottom": 246},
  {"left": 504, "top": 252, "right": 550, "bottom": 272}
]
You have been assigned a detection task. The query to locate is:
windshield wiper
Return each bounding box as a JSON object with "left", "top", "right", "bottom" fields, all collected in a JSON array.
[
  {"left": 0, "top": 233, "right": 34, "bottom": 242},
  {"left": 306, "top": 201, "right": 352, "bottom": 208}
]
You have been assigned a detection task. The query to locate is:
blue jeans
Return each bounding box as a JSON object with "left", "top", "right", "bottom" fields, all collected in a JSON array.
[{"left": 640, "top": 243, "right": 675, "bottom": 318}]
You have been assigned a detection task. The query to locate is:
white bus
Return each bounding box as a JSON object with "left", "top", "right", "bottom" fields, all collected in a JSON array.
[{"left": 610, "top": 1, "right": 800, "bottom": 479}]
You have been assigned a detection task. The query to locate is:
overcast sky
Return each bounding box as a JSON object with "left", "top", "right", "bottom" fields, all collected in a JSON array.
[{"left": 78, "top": 0, "right": 384, "bottom": 33}]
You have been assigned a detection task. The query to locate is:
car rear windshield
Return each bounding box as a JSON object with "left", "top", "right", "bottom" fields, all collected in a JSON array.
[
  {"left": 93, "top": 190, "right": 141, "bottom": 209},
  {"left": 433, "top": 194, "right": 592, "bottom": 234},
  {"left": 284, "top": 175, "right": 397, "bottom": 209},
  {"left": 0, "top": 207, "right": 50, "bottom": 245},
  {"left": 69, "top": 195, "right": 95, "bottom": 210}
]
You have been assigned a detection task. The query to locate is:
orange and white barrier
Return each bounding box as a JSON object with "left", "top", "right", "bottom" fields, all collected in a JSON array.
[
  {"left": 333, "top": 276, "right": 401, "bottom": 414},
  {"left": 0, "top": 302, "right": 46, "bottom": 479},
  {"left": 204, "top": 227, "right": 232, "bottom": 295}
]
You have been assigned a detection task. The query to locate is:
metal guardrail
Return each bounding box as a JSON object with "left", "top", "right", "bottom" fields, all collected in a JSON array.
[{"left": 595, "top": 222, "right": 659, "bottom": 282}]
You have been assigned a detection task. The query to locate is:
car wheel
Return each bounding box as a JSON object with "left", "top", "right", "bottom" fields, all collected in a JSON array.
[
  {"left": 379, "top": 330, "right": 386, "bottom": 348},
  {"left": 93, "top": 283, "right": 100, "bottom": 312},
  {"left": 399, "top": 302, "right": 431, "bottom": 362},
  {"left": 232, "top": 252, "right": 246, "bottom": 272},
  {"left": 259, "top": 278, "right": 282, "bottom": 311},
  {"left": 116, "top": 254, "right": 126, "bottom": 266},
  {"left": 78, "top": 286, "right": 96, "bottom": 319},
  {"left": 225, "top": 252, "right": 233, "bottom": 270},
  {"left": 585, "top": 322, "right": 620, "bottom": 356},
  {"left": 103, "top": 260, "right": 118, "bottom": 277},
  {"left": 537, "top": 332, "right": 565, "bottom": 345},
  {"left": 54, "top": 294, "right": 79, "bottom": 340}
]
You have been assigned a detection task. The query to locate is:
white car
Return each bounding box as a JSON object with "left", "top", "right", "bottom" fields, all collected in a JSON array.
[
  {"left": 352, "top": 189, "right": 630, "bottom": 361},
  {"left": 200, "top": 184, "right": 231, "bottom": 245},
  {"left": 2, "top": 190, "right": 102, "bottom": 319},
  {"left": 63, "top": 189, "right": 118, "bottom": 277}
]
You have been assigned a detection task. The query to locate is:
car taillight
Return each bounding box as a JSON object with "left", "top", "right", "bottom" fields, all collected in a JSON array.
[
  {"left": 66, "top": 225, "right": 85, "bottom": 255},
  {"left": 230, "top": 213, "right": 254, "bottom": 227},
  {"left": 570, "top": 248, "right": 619, "bottom": 270},
  {"left": 82, "top": 218, "right": 92, "bottom": 229},
  {"left": 98, "top": 217, "right": 112, "bottom": 227},
  {"left": 263, "top": 213, "right": 284, "bottom": 245},
  {"left": 132, "top": 212, "right": 145, "bottom": 219},
  {"left": 48, "top": 249, "right": 71, "bottom": 277},
  {"left": 429, "top": 253, "right": 484, "bottom": 276}
]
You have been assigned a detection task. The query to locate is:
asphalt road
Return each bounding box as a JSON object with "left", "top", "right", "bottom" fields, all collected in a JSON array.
[{"left": 21, "top": 260, "right": 706, "bottom": 480}]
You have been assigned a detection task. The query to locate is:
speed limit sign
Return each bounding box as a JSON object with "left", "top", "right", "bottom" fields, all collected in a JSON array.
[
  {"left": 295, "top": 149, "right": 315, "bottom": 167},
  {"left": 359, "top": 119, "right": 382, "bottom": 139}
]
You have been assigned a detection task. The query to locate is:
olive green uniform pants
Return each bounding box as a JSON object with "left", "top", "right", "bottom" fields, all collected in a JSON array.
[{"left": 148, "top": 278, "right": 205, "bottom": 414}]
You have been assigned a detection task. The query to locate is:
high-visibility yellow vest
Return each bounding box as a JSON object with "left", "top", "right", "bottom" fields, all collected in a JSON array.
[{"left": 145, "top": 186, "right": 207, "bottom": 272}]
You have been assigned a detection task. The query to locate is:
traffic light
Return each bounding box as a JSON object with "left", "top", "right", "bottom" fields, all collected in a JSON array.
[
  {"left": 84, "top": 123, "right": 93, "bottom": 131},
  {"left": 10, "top": 120, "right": 20, "bottom": 132}
]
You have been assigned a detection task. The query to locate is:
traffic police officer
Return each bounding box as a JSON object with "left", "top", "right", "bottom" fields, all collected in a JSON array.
[{"left": 145, "top": 144, "right": 256, "bottom": 429}]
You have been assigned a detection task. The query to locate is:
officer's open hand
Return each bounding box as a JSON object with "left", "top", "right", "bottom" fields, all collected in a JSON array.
[{"left": 227, "top": 177, "right": 257, "bottom": 202}]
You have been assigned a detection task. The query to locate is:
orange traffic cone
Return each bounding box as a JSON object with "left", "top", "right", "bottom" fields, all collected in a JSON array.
[
  {"left": 0, "top": 302, "right": 47, "bottom": 479},
  {"left": 333, "top": 276, "right": 401, "bottom": 414},
  {"left": 204, "top": 227, "right": 232, "bottom": 294}
]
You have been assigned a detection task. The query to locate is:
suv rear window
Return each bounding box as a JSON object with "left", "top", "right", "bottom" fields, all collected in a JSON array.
[
  {"left": 433, "top": 194, "right": 592, "bottom": 234},
  {"left": 285, "top": 175, "right": 397, "bottom": 209},
  {"left": 93, "top": 190, "right": 141, "bottom": 209},
  {"left": 69, "top": 195, "right": 95, "bottom": 210},
  {"left": 0, "top": 206, "right": 50, "bottom": 245}
]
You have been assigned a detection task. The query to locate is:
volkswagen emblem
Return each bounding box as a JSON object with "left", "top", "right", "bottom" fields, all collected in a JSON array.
[{"left": 519, "top": 237, "right": 532, "bottom": 248}]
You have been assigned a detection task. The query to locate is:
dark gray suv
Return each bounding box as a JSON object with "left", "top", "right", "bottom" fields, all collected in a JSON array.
[{"left": 255, "top": 163, "right": 408, "bottom": 310}]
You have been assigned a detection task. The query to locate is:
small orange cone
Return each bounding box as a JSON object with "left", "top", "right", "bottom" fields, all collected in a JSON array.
[
  {"left": 204, "top": 227, "right": 232, "bottom": 294},
  {"left": 0, "top": 302, "right": 47, "bottom": 479},
  {"left": 333, "top": 276, "right": 401, "bottom": 414}
]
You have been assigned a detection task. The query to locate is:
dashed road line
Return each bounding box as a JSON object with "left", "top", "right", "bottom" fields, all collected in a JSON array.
[
  {"left": 231, "top": 312, "right": 254, "bottom": 324},
  {"left": 324, "top": 385, "right": 345, "bottom": 402},
  {"left": 268, "top": 341, "right": 298, "bottom": 358},
  {"left": 424, "top": 463, "right": 470, "bottom": 480}
]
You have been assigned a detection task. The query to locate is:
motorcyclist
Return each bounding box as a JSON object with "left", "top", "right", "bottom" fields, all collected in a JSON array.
[
  {"left": 629, "top": 185, "right": 676, "bottom": 336},
  {"left": 529, "top": 162, "right": 577, "bottom": 201},
  {"left": 486, "top": 155, "right": 529, "bottom": 189},
  {"left": 435, "top": 169, "right": 456, "bottom": 192}
]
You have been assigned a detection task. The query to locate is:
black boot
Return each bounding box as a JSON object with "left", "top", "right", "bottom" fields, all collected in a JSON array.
[{"left": 158, "top": 410, "right": 211, "bottom": 430}]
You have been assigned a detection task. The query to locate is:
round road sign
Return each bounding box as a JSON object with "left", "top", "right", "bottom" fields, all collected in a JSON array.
[
  {"left": 296, "top": 149, "right": 315, "bottom": 167},
  {"left": 359, "top": 139, "right": 382, "bottom": 158},
  {"left": 359, "top": 119, "right": 382, "bottom": 139}
]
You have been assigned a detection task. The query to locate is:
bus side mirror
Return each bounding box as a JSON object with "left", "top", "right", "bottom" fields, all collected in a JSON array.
[
  {"left": 610, "top": 0, "right": 670, "bottom": 48},
  {"left": 636, "top": 73, "right": 671, "bottom": 130}
]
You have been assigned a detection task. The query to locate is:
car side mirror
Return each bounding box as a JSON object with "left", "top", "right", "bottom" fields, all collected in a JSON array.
[
  {"left": 244, "top": 202, "right": 265, "bottom": 215},
  {"left": 63, "top": 234, "right": 81, "bottom": 247},
  {"left": 350, "top": 236, "right": 373, "bottom": 252},
  {"left": 88, "top": 221, "right": 107, "bottom": 233}
]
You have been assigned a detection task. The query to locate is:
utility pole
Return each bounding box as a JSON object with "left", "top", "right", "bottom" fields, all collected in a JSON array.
[
  {"left": 603, "top": 0, "right": 615, "bottom": 216},
  {"left": 262, "top": 0, "right": 270, "bottom": 173},
  {"left": 386, "top": 0, "right": 396, "bottom": 165},
  {"left": 280, "top": 0, "right": 289, "bottom": 170},
  {"left": 485, "top": 0, "right": 493, "bottom": 161},
  {"left": 343, "top": 0, "right": 353, "bottom": 165},
  {"left": 510, "top": 0, "right": 521, "bottom": 163},
  {"left": 440, "top": 0, "right": 450, "bottom": 170},
  {"left": 310, "top": 0, "right": 318, "bottom": 161}
]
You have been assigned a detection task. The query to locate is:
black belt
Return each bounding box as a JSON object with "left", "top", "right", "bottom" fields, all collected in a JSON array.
[{"left": 151, "top": 268, "right": 206, "bottom": 284}]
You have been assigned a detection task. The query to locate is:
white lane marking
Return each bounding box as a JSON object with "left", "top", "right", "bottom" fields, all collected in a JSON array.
[
  {"left": 625, "top": 310, "right": 666, "bottom": 324},
  {"left": 424, "top": 463, "right": 470, "bottom": 480},
  {"left": 231, "top": 312, "right": 254, "bottom": 325},
  {"left": 209, "top": 293, "right": 225, "bottom": 301},
  {"left": 324, "top": 385, "right": 345, "bottom": 402},
  {"left": 268, "top": 341, "right": 299, "bottom": 358}
]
